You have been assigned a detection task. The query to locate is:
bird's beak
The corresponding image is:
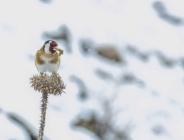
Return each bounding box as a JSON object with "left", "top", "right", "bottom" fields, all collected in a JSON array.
[{"left": 55, "top": 48, "right": 63, "bottom": 56}]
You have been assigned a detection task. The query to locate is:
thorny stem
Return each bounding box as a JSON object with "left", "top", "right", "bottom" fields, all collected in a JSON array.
[
  {"left": 38, "top": 92, "right": 48, "bottom": 140},
  {"left": 30, "top": 73, "right": 65, "bottom": 140}
]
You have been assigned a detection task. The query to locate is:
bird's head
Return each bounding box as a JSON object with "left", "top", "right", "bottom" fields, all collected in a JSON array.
[{"left": 43, "top": 40, "right": 58, "bottom": 54}]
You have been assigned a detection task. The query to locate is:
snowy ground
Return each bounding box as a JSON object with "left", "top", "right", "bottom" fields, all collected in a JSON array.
[{"left": 0, "top": 0, "right": 184, "bottom": 140}]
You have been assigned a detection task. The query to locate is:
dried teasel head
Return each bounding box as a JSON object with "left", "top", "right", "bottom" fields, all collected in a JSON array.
[{"left": 30, "top": 73, "right": 65, "bottom": 95}]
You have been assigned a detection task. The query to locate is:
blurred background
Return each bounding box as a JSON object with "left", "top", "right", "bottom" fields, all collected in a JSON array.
[{"left": 0, "top": 0, "right": 184, "bottom": 140}]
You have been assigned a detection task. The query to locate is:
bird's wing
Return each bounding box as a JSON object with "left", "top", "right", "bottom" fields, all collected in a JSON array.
[
  {"left": 35, "top": 50, "right": 44, "bottom": 64},
  {"left": 56, "top": 48, "right": 63, "bottom": 56}
]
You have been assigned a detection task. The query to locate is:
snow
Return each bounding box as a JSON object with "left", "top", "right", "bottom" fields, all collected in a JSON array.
[{"left": 0, "top": 0, "right": 184, "bottom": 140}]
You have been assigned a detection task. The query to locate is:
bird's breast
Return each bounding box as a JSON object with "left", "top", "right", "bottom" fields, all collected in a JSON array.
[
  {"left": 35, "top": 51, "right": 61, "bottom": 73},
  {"left": 42, "top": 53, "right": 60, "bottom": 64},
  {"left": 41, "top": 56, "right": 52, "bottom": 63}
]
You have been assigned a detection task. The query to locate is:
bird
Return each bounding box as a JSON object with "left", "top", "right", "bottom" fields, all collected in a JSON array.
[{"left": 35, "top": 40, "right": 63, "bottom": 74}]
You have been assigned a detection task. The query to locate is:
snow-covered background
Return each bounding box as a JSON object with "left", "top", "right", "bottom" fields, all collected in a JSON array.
[{"left": 0, "top": 0, "right": 184, "bottom": 140}]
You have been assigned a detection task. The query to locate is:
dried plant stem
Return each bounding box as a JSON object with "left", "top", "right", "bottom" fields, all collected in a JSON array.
[
  {"left": 38, "top": 92, "right": 48, "bottom": 140},
  {"left": 30, "top": 73, "right": 65, "bottom": 140}
]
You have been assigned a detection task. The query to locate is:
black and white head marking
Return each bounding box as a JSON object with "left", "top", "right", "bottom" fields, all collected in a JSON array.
[{"left": 43, "top": 40, "right": 57, "bottom": 54}]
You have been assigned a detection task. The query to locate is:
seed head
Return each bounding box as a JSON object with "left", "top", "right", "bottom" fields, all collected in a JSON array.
[{"left": 30, "top": 73, "right": 65, "bottom": 95}]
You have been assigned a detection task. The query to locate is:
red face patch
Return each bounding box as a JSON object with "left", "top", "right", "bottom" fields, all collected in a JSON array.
[
  {"left": 50, "top": 41, "right": 58, "bottom": 48},
  {"left": 49, "top": 41, "right": 58, "bottom": 53}
]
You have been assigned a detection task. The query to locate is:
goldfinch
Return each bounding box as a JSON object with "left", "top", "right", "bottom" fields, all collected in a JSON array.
[{"left": 35, "top": 40, "right": 63, "bottom": 74}]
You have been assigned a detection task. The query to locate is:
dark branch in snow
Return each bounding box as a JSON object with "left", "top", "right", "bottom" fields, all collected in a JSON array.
[
  {"left": 95, "top": 69, "right": 145, "bottom": 87},
  {"left": 120, "top": 73, "right": 145, "bottom": 87},
  {"left": 95, "top": 46, "right": 123, "bottom": 63},
  {"left": 72, "top": 97, "right": 131, "bottom": 140},
  {"left": 152, "top": 125, "right": 167, "bottom": 136},
  {"left": 79, "top": 39, "right": 125, "bottom": 64},
  {"left": 125, "top": 45, "right": 183, "bottom": 69},
  {"left": 40, "top": 0, "right": 52, "bottom": 4},
  {"left": 73, "top": 109, "right": 130, "bottom": 140},
  {"left": 154, "top": 51, "right": 176, "bottom": 67},
  {"left": 79, "top": 39, "right": 95, "bottom": 55},
  {"left": 153, "top": 1, "right": 184, "bottom": 26},
  {"left": 95, "top": 69, "right": 114, "bottom": 80},
  {"left": 6, "top": 112, "right": 37, "bottom": 140},
  {"left": 43, "top": 25, "right": 72, "bottom": 53},
  {"left": 70, "top": 75, "right": 88, "bottom": 101},
  {"left": 125, "top": 45, "right": 150, "bottom": 62}
]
